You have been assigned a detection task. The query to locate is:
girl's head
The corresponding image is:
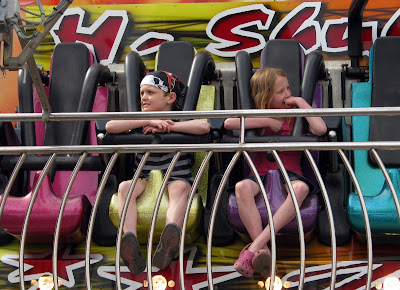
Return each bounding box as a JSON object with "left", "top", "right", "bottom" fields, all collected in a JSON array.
[
  {"left": 250, "top": 68, "right": 290, "bottom": 110},
  {"left": 140, "top": 71, "right": 185, "bottom": 111}
]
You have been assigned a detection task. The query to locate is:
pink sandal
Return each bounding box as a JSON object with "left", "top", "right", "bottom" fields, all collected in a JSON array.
[
  {"left": 252, "top": 249, "right": 273, "bottom": 278},
  {"left": 234, "top": 243, "right": 255, "bottom": 277}
]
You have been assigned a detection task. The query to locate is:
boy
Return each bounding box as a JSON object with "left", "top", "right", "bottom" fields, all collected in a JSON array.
[{"left": 106, "top": 71, "right": 210, "bottom": 274}]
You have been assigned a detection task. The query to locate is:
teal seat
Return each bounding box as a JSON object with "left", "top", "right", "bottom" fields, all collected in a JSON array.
[{"left": 348, "top": 37, "right": 400, "bottom": 239}]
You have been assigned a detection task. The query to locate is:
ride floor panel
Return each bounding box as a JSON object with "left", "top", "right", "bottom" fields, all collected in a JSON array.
[{"left": 0, "top": 235, "right": 398, "bottom": 289}]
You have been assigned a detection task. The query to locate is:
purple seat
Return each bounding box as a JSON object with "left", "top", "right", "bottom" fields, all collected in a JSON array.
[
  {"left": 226, "top": 39, "right": 325, "bottom": 240},
  {"left": 227, "top": 170, "right": 319, "bottom": 236}
]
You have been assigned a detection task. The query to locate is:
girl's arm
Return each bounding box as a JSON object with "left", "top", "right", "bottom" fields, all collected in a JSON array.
[
  {"left": 224, "top": 117, "right": 283, "bottom": 133},
  {"left": 284, "top": 97, "right": 327, "bottom": 136}
]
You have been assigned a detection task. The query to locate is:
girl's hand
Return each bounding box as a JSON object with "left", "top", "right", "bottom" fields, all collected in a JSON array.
[
  {"left": 143, "top": 120, "right": 174, "bottom": 134},
  {"left": 283, "top": 96, "right": 299, "bottom": 109},
  {"left": 269, "top": 118, "right": 284, "bottom": 133}
]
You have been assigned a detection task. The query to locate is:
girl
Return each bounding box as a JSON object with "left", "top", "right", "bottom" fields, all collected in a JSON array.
[{"left": 224, "top": 68, "right": 327, "bottom": 278}]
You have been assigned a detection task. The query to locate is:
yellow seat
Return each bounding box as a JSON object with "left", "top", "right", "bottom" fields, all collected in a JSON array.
[{"left": 109, "top": 85, "right": 215, "bottom": 244}]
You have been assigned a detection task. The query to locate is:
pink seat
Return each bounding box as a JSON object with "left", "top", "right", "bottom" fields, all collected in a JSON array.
[
  {"left": 0, "top": 172, "right": 91, "bottom": 244},
  {"left": 0, "top": 43, "right": 111, "bottom": 244}
]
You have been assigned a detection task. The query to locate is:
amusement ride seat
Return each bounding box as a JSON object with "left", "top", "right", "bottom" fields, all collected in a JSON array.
[
  {"left": 0, "top": 42, "right": 116, "bottom": 244},
  {"left": 348, "top": 36, "right": 400, "bottom": 242},
  {"left": 225, "top": 39, "right": 326, "bottom": 242},
  {"left": 104, "top": 41, "right": 217, "bottom": 244}
]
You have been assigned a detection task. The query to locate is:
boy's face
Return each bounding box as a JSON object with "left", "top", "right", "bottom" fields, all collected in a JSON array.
[
  {"left": 140, "top": 84, "right": 176, "bottom": 112},
  {"left": 269, "top": 75, "right": 291, "bottom": 109}
]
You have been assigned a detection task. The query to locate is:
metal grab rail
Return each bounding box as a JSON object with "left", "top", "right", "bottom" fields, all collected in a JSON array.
[
  {"left": 2, "top": 106, "right": 400, "bottom": 122},
  {"left": 1, "top": 108, "right": 400, "bottom": 289}
]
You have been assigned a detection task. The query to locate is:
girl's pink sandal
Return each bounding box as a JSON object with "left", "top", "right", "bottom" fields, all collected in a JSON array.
[
  {"left": 234, "top": 243, "right": 255, "bottom": 277},
  {"left": 252, "top": 249, "right": 273, "bottom": 278}
]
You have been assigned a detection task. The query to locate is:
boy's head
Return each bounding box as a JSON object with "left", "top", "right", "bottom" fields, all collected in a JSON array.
[{"left": 140, "top": 71, "right": 185, "bottom": 111}]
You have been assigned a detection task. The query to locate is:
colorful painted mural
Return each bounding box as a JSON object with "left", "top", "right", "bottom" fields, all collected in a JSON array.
[{"left": 22, "top": 0, "right": 400, "bottom": 70}]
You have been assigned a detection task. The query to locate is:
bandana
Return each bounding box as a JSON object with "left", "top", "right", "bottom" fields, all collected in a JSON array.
[{"left": 140, "top": 70, "right": 185, "bottom": 99}]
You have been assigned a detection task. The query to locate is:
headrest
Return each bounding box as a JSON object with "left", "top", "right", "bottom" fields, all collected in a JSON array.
[
  {"left": 45, "top": 43, "right": 91, "bottom": 146},
  {"left": 261, "top": 39, "right": 303, "bottom": 97},
  {"left": 369, "top": 36, "right": 400, "bottom": 167},
  {"left": 156, "top": 41, "right": 195, "bottom": 85},
  {"left": 372, "top": 37, "right": 400, "bottom": 105}
]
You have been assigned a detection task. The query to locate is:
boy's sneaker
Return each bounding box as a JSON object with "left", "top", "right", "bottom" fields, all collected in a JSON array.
[
  {"left": 152, "top": 223, "right": 181, "bottom": 270},
  {"left": 120, "top": 232, "right": 146, "bottom": 275}
]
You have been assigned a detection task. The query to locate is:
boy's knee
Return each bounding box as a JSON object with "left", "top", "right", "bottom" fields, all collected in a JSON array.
[
  {"left": 169, "top": 180, "right": 191, "bottom": 198},
  {"left": 118, "top": 180, "right": 131, "bottom": 197}
]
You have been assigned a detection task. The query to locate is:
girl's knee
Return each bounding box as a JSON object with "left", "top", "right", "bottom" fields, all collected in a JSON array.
[
  {"left": 293, "top": 181, "right": 310, "bottom": 203},
  {"left": 235, "top": 180, "right": 256, "bottom": 201}
]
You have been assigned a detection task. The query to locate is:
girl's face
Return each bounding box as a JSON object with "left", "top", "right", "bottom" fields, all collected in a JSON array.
[
  {"left": 140, "top": 85, "right": 174, "bottom": 112},
  {"left": 268, "top": 75, "right": 291, "bottom": 109}
]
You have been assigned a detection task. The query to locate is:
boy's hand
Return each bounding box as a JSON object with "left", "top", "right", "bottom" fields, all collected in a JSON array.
[{"left": 143, "top": 120, "right": 174, "bottom": 134}]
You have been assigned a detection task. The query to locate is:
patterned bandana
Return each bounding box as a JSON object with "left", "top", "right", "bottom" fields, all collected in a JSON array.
[{"left": 140, "top": 70, "right": 185, "bottom": 99}]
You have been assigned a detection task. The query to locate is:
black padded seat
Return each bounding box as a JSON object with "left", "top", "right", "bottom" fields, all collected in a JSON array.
[{"left": 369, "top": 37, "right": 400, "bottom": 167}]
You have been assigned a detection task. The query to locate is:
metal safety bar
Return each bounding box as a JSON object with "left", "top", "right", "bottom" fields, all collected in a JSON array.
[
  {"left": 1, "top": 106, "right": 400, "bottom": 122},
  {"left": 1, "top": 107, "right": 400, "bottom": 289}
]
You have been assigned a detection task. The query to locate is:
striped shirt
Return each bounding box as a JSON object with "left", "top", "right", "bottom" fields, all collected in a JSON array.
[{"left": 135, "top": 151, "right": 195, "bottom": 185}]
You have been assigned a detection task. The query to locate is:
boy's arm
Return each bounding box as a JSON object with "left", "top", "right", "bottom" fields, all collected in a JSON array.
[
  {"left": 224, "top": 117, "right": 283, "bottom": 133},
  {"left": 105, "top": 120, "right": 149, "bottom": 133},
  {"left": 106, "top": 120, "right": 173, "bottom": 134},
  {"left": 284, "top": 97, "right": 327, "bottom": 136},
  {"left": 169, "top": 119, "right": 210, "bottom": 135}
]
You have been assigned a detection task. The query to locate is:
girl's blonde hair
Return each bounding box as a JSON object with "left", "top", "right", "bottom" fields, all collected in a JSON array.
[
  {"left": 250, "top": 68, "right": 289, "bottom": 135},
  {"left": 250, "top": 67, "right": 287, "bottom": 110}
]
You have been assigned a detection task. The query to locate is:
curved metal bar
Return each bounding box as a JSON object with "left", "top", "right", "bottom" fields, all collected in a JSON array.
[
  {"left": 179, "top": 151, "right": 213, "bottom": 289},
  {"left": 18, "top": 65, "right": 36, "bottom": 146},
  {"left": 243, "top": 151, "right": 277, "bottom": 289},
  {"left": 292, "top": 50, "right": 325, "bottom": 138},
  {"left": 147, "top": 152, "right": 182, "bottom": 290},
  {"left": 53, "top": 152, "right": 88, "bottom": 290},
  {"left": 348, "top": 0, "right": 368, "bottom": 63},
  {"left": 272, "top": 150, "right": 306, "bottom": 289},
  {"left": 0, "top": 153, "right": 27, "bottom": 221},
  {"left": 207, "top": 151, "right": 241, "bottom": 289},
  {"left": 125, "top": 51, "right": 146, "bottom": 112},
  {"left": 337, "top": 149, "right": 373, "bottom": 290},
  {"left": 370, "top": 149, "right": 400, "bottom": 234},
  {"left": 19, "top": 153, "right": 58, "bottom": 289},
  {"left": 184, "top": 51, "right": 216, "bottom": 111},
  {"left": 115, "top": 151, "right": 150, "bottom": 290},
  {"left": 85, "top": 152, "right": 119, "bottom": 290},
  {"left": 304, "top": 149, "right": 337, "bottom": 289},
  {"left": 234, "top": 50, "right": 253, "bottom": 110},
  {"left": 71, "top": 63, "right": 113, "bottom": 146},
  {"left": 301, "top": 51, "right": 325, "bottom": 107}
]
